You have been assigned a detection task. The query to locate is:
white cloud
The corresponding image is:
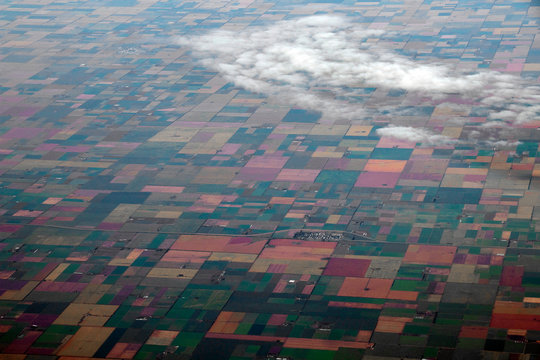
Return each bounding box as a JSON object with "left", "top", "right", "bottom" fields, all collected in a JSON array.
[
  {"left": 467, "top": 127, "right": 522, "bottom": 149},
  {"left": 177, "top": 15, "right": 540, "bottom": 144},
  {"left": 486, "top": 140, "right": 522, "bottom": 149},
  {"left": 376, "top": 126, "right": 457, "bottom": 145}
]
